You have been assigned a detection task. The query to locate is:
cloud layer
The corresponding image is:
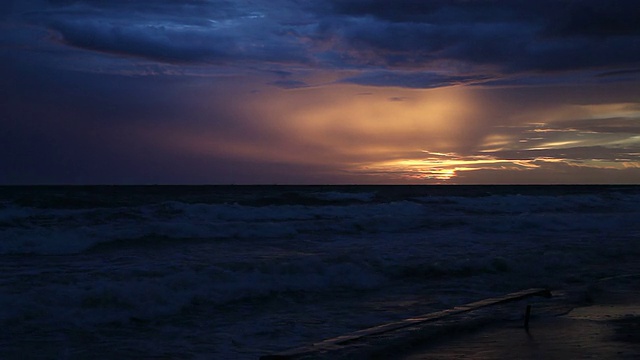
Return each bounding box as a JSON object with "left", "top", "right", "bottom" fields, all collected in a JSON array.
[
  {"left": 1, "top": 0, "right": 640, "bottom": 184},
  {"left": 5, "top": 0, "right": 638, "bottom": 87}
]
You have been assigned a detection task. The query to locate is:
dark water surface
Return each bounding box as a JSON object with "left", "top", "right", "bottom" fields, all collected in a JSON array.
[{"left": 1, "top": 185, "right": 639, "bottom": 358}]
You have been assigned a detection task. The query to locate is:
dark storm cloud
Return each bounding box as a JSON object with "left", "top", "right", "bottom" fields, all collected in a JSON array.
[
  {"left": 541, "top": 0, "right": 640, "bottom": 38},
  {"left": 6, "top": 0, "right": 640, "bottom": 88},
  {"left": 325, "top": 0, "right": 531, "bottom": 24},
  {"left": 327, "top": 0, "right": 640, "bottom": 36},
  {"left": 23, "top": 0, "right": 312, "bottom": 65},
  {"left": 320, "top": 0, "right": 640, "bottom": 82},
  {"left": 340, "top": 71, "right": 491, "bottom": 88},
  {"left": 0, "top": 2, "right": 13, "bottom": 19}
]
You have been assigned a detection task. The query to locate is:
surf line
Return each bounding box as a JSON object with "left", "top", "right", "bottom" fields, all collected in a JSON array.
[{"left": 261, "top": 288, "right": 552, "bottom": 360}]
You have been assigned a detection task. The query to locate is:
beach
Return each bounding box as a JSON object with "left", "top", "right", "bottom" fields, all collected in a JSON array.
[
  {"left": 400, "top": 276, "right": 640, "bottom": 360},
  {"left": 260, "top": 276, "right": 640, "bottom": 359}
]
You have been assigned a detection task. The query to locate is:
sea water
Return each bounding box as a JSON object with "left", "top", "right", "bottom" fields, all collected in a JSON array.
[{"left": 1, "top": 185, "right": 639, "bottom": 359}]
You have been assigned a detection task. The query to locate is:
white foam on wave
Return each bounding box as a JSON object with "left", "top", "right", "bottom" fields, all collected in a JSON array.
[
  {"left": 2, "top": 191, "right": 640, "bottom": 255},
  {"left": 0, "top": 250, "right": 388, "bottom": 329},
  {"left": 0, "top": 200, "right": 430, "bottom": 254}
]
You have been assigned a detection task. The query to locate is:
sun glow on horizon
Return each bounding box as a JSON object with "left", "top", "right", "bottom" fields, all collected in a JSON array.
[
  {"left": 354, "top": 152, "right": 547, "bottom": 181},
  {"left": 132, "top": 79, "right": 640, "bottom": 184}
]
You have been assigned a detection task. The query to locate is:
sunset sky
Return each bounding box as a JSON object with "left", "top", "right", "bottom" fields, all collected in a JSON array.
[{"left": 2, "top": 0, "right": 640, "bottom": 184}]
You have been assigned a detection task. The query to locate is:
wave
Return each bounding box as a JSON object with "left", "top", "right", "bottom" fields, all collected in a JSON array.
[
  {"left": 2, "top": 186, "right": 640, "bottom": 359},
  {"left": 1, "top": 187, "right": 639, "bottom": 255}
]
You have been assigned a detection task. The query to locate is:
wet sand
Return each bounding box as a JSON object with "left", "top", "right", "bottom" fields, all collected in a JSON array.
[
  {"left": 402, "top": 282, "right": 640, "bottom": 360},
  {"left": 260, "top": 277, "right": 640, "bottom": 360}
]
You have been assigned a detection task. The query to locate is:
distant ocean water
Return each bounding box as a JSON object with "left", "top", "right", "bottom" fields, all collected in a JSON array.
[{"left": 1, "top": 185, "right": 640, "bottom": 359}]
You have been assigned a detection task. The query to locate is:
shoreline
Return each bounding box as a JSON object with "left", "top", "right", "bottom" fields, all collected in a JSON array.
[
  {"left": 400, "top": 278, "right": 640, "bottom": 360},
  {"left": 259, "top": 277, "right": 640, "bottom": 360}
]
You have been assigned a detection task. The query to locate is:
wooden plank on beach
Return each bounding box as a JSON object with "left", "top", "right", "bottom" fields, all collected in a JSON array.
[{"left": 260, "top": 288, "right": 551, "bottom": 360}]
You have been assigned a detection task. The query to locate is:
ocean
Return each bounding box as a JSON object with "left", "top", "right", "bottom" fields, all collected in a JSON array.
[{"left": 1, "top": 185, "right": 639, "bottom": 359}]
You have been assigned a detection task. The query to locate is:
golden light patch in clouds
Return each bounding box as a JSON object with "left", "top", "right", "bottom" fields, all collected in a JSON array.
[
  {"left": 130, "top": 80, "right": 484, "bottom": 177},
  {"left": 479, "top": 134, "right": 515, "bottom": 152},
  {"left": 527, "top": 140, "right": 581, "bottom": 150},
  {"left": 478, "top": 101, "right": 640, "bottom": 148},
  {"left": 251, "top": 83, "right": 482, "bottom": 162},
  {"left": 569, "top": 103, "right": 640, "bottom": 119}
]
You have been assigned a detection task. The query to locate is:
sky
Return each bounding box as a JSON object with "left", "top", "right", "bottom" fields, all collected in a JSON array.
[{"left": 2, "top": 0, "right": 640, "bottom": 184}]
